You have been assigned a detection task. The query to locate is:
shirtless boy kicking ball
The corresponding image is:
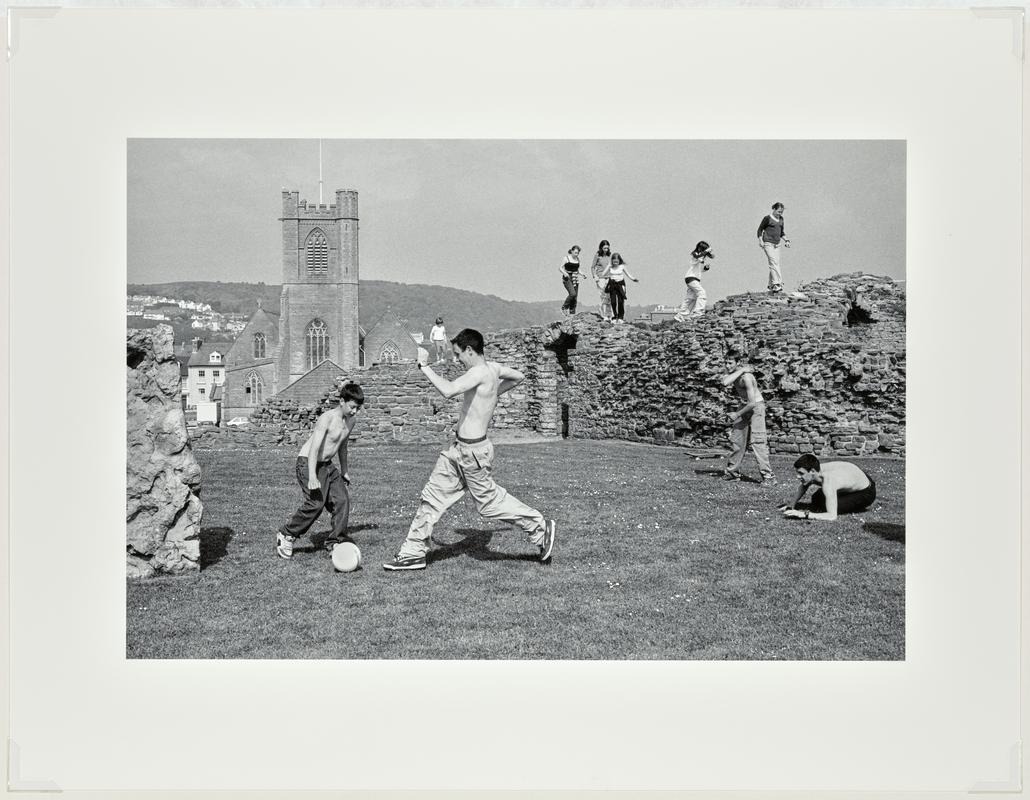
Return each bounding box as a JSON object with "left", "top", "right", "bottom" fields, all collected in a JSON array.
[
  {"left": 275, "top": 382, "right": 364, "bottom": 560},
  {"left": 782, "top": 454, "right": 876, "bottom": 522},
  {"left": 383, "top": 329, "right": 556, "bottom": 571}
]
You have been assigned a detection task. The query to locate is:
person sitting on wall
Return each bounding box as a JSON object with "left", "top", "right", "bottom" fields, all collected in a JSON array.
[{"left": 782, "top": 454, "right": 876, "bottom": 521}]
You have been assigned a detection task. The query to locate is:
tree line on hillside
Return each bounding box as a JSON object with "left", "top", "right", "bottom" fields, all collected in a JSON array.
[{"left": 128, "top": 280, "right": 648, "bottom": 336}]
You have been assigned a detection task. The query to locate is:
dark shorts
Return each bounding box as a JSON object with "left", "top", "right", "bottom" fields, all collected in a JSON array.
[{"left": 811, "top": 478, "right": 876, "bottom": 514}]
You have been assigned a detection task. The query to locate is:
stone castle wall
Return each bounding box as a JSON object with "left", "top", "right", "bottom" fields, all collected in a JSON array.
[
  {"left": 552, "top": 273, "right": 905, "bottom": 457},
  {"left": 195, "top": 274, "right": 905, "bottom": 459}
]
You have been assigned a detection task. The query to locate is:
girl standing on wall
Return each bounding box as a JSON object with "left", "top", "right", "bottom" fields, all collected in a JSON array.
[
  {"left": 675, "top": 240, "right": 715, "bottom": 321},
  {"left": 429, "top": 317, "right": 448, "bottom": 363},
  {"left": 591, "top": 240, "right": 614, "bottom": 321},
  {"left": 606, "top": 252, "right": 639, "bottom": 324},
  {"left": 560, "top": 245, "right": 582, "bottom": 316}
]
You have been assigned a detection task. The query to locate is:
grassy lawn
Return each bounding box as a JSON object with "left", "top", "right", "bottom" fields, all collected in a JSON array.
[{"left": 126, "top": 440, "right": 904, "bottom": 660}]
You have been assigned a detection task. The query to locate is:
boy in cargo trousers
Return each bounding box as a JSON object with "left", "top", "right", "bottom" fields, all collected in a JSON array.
[
  {"left": 383, "top": 328, "right": 556, "bottom": 571},
  {"left": 721, "top": 363, "right": 777, "bottom": 485}
]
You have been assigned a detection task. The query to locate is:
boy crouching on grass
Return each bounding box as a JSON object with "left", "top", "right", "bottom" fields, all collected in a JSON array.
[{"left": 275, "top": 382, "right": 364, "bottom": 560}]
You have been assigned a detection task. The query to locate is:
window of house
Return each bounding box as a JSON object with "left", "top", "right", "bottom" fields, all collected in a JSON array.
[
  {"left": 199, "top": 388, "right": 205, "bottom": 395},
  {"left": 198, "top": 370, "right": 206, "bottom": 378},
  {"left": 306, "top": 319, "right": 329, "bottom": 370},
  {"left": 253, "top": 332, "right": 266, "bottom": 359},
  {"left": 213, "top": 370, "right": 220, "bottom": 378},
  {"left": 306, "top": 229, "right": 329, "bottom": 274}
]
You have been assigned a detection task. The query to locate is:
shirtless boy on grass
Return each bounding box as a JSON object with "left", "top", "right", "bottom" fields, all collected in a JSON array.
[
  {"left": 275, "top": 382, "right": 364, "bottom": 560},
  {"left": 781, "top": 453, "right": 877, "bottom": 522},
  {"left": 383, "top": 328, "right": 555, "bottom": 572}
]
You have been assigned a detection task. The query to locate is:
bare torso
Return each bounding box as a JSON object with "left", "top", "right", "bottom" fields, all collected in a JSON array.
[
  {"left": 456, "top": 362, "right": 502, "bottom": 439},
  {"left": 819, "top": 461, "right": 871, "bottom": 493},
  {"left": 299, "top": 408, "right": 355, "bottom": 461},
  {"left": 734, "top": 373, "right": 764, "bottom": 405}
]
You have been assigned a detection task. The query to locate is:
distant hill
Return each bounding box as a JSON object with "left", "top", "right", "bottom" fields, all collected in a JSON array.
[{"left": 127, "top": 280, "right": 649, "bottom": 337}]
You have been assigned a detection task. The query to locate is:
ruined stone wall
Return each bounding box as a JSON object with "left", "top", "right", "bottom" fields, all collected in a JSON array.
[
  {"left": 552, "top": 274, "right": 905, "bottom": 456},
  {"left": 127, "top": 325, "right": 204, "bottom": 578},
  {"left": 233, "top": 327, "right": 558, "bottom": 447},
  {"left": 198, "top": 274, "right": 904, "bottom": 459}
]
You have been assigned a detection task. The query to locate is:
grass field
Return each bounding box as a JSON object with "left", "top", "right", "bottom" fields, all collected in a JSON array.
[{"left": 126, "top": 440, "right": 905, "bottom": 660}]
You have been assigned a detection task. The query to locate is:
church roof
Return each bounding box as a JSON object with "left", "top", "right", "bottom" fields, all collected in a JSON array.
[
  {"left": 365, "top": 308, "right": 421, "bottom": 348},
  {"left": 226, "top": 358, "right": 276, "bottom": 373},
  {"left": 277, "top": 358, "right": 348, "bottom": 396},
  {"left": 244, "top": 307, "right": 281, "bottom": 331}
]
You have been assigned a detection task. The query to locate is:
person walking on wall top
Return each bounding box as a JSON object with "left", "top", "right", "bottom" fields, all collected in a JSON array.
[
  {"left": 560, "top": 245, "right": 582, "bottom": 316},
  {"left": 605, "top": 252, "right": 638, "bottom": 324},
  {"left": 591, "top": 240, "right": 614, "bottom": 321},
  {"left": 757, "top": 202, "right": 791, "bottom": 293},
  {"left": 675, "top": 240, "right": 715, "bottom": 321}
]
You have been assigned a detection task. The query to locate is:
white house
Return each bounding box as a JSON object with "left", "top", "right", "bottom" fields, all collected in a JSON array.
[{"left": 186, "top": 340, "right": 227, "bottom": 411}]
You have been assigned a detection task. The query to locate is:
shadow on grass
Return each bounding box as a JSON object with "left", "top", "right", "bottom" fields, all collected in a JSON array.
[
  {"left": 430, "top": 528, "right": 539, "bottom": 564},
  {"left": 200, "top": 527, "right": 234, "bottom": 569},
  {"left": 694, "top": 468, "right": 761, "bottom": 484},
  {"left": 863, "top": 522, "right": 905, "bottom": 543},
  {"left": 299, "top": 523, "right": 380, "bottom": 553}
]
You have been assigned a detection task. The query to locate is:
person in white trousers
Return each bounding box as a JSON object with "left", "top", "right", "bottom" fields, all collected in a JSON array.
[
  {"left": 757, "top": 202, "right": 791, "bottom": 293},
  {"left": 675, "top": 240, "right": 714, "bottom": 321}
]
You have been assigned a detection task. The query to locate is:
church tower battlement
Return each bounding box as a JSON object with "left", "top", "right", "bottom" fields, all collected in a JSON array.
[{"left": 279, "top": 189, "right": 360, "bottom": 382}]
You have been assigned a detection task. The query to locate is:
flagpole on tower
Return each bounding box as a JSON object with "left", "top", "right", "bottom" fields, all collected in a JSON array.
[{"left": 318, "top": 139, "right": 324, "bottom": 205}]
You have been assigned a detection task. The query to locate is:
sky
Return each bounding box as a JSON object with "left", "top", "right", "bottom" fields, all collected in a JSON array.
[{"left": 128, "top": 139, "right": 905, "bottom": 306}]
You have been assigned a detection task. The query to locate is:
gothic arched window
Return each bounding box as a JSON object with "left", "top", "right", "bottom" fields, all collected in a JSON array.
[
  {"left": 306, "top": 229, "right": 328, "bottom": 274},
  {"left": 246, "top": 372, "right": 264, "bottom": 406},
  {"left": 380, "top": 340, "right": 400, "bottom": 364},
  {"left": 253, "top": 332, "right": 265, "bottom": 359},
  {"left": 306, "top": 319, "right": 330, "bottom": 370}
]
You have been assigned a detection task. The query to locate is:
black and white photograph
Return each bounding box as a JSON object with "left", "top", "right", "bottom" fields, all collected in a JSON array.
[
  {"left": 126, "top": 138, "right": 906, "bottom": 660},
  {"left": 8, "top": 7, "right": 1023, "bottom": 794}
]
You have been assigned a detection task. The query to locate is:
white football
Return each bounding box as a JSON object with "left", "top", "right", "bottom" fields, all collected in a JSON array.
[{"left": 331, "top": 542, "right": 362, "bottom": 573}]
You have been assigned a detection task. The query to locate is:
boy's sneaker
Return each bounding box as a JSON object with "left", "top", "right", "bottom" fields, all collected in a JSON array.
[
  {"left": 722, "top": 470, "right": 743, "bottom": 481},
  {"left": 383, "top": 554, "right": 427, "bottom": 571},
  {"left": 275, "top": 531, "right": 296, "bottom": 560},
  {"left": 539, "top": 519, "right": 557, "bottom": 563}
]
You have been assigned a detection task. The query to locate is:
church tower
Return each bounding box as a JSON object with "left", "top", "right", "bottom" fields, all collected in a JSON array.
[{"left": 278, "top": 189, "right": 360, "bottom": 384}]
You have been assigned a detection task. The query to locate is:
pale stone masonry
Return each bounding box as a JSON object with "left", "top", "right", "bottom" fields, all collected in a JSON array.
[{"left": 127, "top": 325, "right": 204, "bottom": 578}]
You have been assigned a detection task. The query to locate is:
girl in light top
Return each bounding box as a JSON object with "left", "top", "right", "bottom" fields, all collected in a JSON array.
[
  {"left": 429, "top": 317, "right": 448, "bottom": 362},
  {"left": 591, "top": 240, "right": 614, "bottom": 321},
  {"left": 675, "top": 240, "right": 714, "bottom": 321},
  {"left": 560, "top": 245, "right": 582, "bottom": 316},
  {"left": 605, "top": 252, "right": 639, "bottom": 324}
]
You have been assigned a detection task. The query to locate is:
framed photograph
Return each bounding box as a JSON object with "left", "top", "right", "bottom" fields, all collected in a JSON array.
[{"left": 6, "top": 6, "right": 1024, "bottom": 795}]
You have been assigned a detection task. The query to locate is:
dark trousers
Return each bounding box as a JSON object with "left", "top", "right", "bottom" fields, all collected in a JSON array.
[
  {"left": 280, "top": 457, "right": 351, "bottom": 546},
  {"left": 607, "top": 279, "right": 627, "bottom": 320},
  {"left": 561, "top": 275, "right": 579, "bottom": 313},
  {"left": 811, "top": 479, "right": 876, "bottom": 514}
]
